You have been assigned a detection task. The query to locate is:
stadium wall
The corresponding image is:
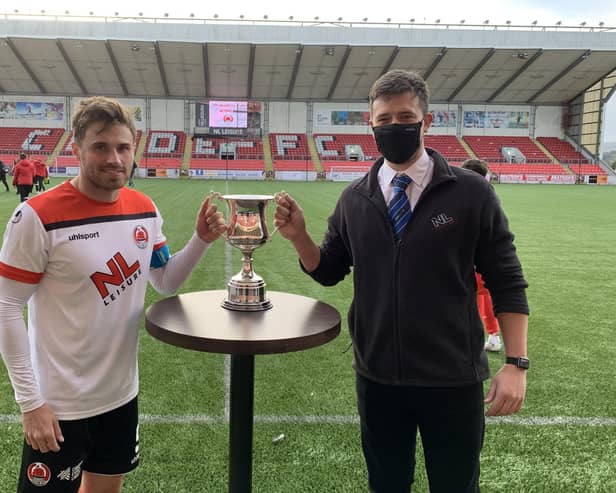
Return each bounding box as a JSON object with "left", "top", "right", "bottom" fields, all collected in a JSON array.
[
  {"left": 0, "top": 94, "right": 570, "bottom": 138},
  {"left": 151, "top": 99, "right": 184, "bottom": 131},
  {"left": 268, "top": 102, "right": 307, "bottom": 133},
  {"left": 69, "top": 97, "right": 147, "bottom": 131},
  {"left": 0, "top": 95, "right": 66, "bottom": 128},
  {"left": 535, "top": 106, "right": 564, "bottom": 137}
]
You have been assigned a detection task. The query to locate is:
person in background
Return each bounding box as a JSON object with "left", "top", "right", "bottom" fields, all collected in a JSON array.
[
  {"left": 12, "top": 152, "right": 35, "bottom": 202},
  {"left": 0, "top": 96, "right": 226, "bottom": 493},
  {"left": 274, "top": 69, "right": 529, "bottom": 493},
  {"left": 128, "top": 160, "right": 138, "bottom": 187},
  {"left": 0, "top": 160, "right": 10, "bottom": 192},
  {"left": 462, "top": 158, "right": 502, "bottom": 352},
  {"left": 33, "top": 159, "right": 49, "bottom": 193}
]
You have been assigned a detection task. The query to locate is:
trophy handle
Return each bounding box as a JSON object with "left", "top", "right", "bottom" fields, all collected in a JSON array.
[
  {"left": 208, "top": 191, "right": 234, "bottom": 243},
  {"left": 269, "top": 191, "right": 288, "bottom": 240}
]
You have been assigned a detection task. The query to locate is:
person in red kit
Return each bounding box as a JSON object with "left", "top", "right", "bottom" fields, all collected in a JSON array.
[
  {"left": 12, "top": 153, "right": 36, "bottom": 202},
  {"left": 33, "top": 159, "right": 49, "bottom": 193},
  {"left": 462, "top": 158, "right": 502, "bottom": 352}
]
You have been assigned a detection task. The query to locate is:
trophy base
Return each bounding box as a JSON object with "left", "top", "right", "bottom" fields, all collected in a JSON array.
[
  {"left": 221, "top": 299, "right": 273, "bottom": 312},
  {"left": 221, "top": 277, "right": 273, "bottom": 312}
]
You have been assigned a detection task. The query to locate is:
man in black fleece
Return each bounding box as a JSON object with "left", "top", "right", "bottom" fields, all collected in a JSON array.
[{"left": 274, "top": 69, "right": 529, "bottom": 493}]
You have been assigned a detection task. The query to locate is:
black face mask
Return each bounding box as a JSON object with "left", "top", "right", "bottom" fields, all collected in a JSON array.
[{"left": 373, "top": 122, "right": 423, "bottom": 164}]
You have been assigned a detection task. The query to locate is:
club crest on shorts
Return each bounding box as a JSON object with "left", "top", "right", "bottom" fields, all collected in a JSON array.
[
  {"left": 133, "top": 225, "right": 149, "bottom": 249},
  {"left": 27, "top": 462, "right": 51, "bottom": 486}
]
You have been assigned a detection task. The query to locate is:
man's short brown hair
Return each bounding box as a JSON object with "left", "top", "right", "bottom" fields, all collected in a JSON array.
[
  {"left": 368, "top": 69, "right": 430, "bottom": 115},
  {"left": 462, "top": 159, "right": 489, "bottom": 177},
  {"left": 72, "top": 96, "right": 136, "bottom": 145}
]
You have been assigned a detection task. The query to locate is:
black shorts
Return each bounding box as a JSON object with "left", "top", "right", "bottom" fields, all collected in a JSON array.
[{"left": 17, "top": 397, "right": 139, "bottom": 493}]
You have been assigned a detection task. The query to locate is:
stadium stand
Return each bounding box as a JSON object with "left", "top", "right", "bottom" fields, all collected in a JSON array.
[
  {"left": 488, "top": 163, "right": 569, "bottom": 175},
  {"left": 313, "top": 133, "right": 471, "bottom": 166},
  {"left": 269, "top": 133, "right": 310, "bottom": 160},
  {"left": 463, "top": 136, "right": 551, "bottom": 163},
  {"left": 424, "top": 135, "right": 471, "bottom": 163},
  {"left": 565, "top": 163, "right": 607, "bottom": 176},
  {"left": 141, "top": 130, "right": 185, "bottom": 168},
  {"left": 190, "top": 159, "right": 265, "bottom": 171},
  {"left": 537, "top": 137, "right": 589, "bottom": 164},
  {"left": 0, "top": 127, "right": 65, "bottom": 164},
  {"left": 313, "top": 134, "right": 378, "bottom": 161},
  {"left": 191, "top": 136, "right": 264, "bottom": 160}
]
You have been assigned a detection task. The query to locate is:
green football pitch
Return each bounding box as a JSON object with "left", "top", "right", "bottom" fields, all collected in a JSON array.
[{"left": 1, "top": 178, "right": 615, "bottom": 492}]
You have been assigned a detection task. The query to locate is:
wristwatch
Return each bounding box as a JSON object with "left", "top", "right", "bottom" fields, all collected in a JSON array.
[{"left": 505, "top": 356, "right": 530, "bottom": 370}]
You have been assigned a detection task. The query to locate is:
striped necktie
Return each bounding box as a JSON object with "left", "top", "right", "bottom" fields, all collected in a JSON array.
[{"left": 389, "top": 174, "right": 412, "bottom": 241}]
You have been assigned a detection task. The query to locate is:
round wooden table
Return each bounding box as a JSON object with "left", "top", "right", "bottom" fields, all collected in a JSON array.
[{"left": 145, "top": 290, "right": 341, "bottom": 493}]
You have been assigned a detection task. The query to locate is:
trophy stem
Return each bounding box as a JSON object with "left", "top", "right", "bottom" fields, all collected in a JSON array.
[{"left": 241, "top": 251, "right": 255, "bottom": 280}]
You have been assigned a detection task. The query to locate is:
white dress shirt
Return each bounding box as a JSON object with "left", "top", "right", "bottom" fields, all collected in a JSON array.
[{"left": 377, "top": 150, "right": 434, "bottom": 211}]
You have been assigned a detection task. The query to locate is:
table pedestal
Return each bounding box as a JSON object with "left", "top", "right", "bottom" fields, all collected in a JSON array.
[{"left": 229, "top": 354, "right": 254, "bottom": 493}]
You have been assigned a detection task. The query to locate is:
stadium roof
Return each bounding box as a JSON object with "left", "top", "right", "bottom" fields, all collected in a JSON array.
[{"left": 1, "top": 15, "right": 616, "bottom": 105}]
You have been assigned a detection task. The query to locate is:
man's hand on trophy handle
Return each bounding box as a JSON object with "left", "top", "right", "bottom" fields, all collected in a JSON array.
[
  {"left": 268, "top": 191, "right": 288, "bottom": 240},
  {"left": 206, "top": 191, "right": 231, "bottom": 243}
]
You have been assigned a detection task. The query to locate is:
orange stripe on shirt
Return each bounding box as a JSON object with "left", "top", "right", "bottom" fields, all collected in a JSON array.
[
  {"left": 0, "top": 262, "right": 44, "bottom": 284},
  {"left": 27, "top": 181, "right": 157, "bottom": 227}
]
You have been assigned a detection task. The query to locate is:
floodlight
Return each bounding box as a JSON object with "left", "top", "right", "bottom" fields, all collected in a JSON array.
[
  {"left": 484, "top": 19, "right": 489, "bottom": 24},
  {"left": 580, "top": 21, "right": 586, "bottom": 26},
  {"left": 532, "top": 20, "right": 537, "bottom": 25}
]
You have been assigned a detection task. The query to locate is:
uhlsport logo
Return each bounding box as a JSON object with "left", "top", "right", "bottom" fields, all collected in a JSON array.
[
  {"left": 90, "top": 252, "right": 142, "bottom": 306},
  {"left": 134, "top": 225, "right": 149, "bottom": 249},
  {"left": 27, "top": 462, "right": 51, "bottom": 486}
]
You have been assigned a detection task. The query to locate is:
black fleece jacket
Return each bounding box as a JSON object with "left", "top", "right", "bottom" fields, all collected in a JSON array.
[{"left": 306, "top": 149, "right": 529, "bottom": 386}]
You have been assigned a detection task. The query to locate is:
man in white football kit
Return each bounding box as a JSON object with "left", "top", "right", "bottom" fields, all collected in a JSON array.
[{"left": 0, "top": 97, "right": 226, "bottom": 493}]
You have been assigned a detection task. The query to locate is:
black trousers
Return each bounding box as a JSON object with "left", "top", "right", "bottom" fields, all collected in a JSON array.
[
  {"left": 17, "top": 184, "right": 33, "bottom": 202},
  {"left": 356, "top": 373, "right": 485, "bottom": 493}
]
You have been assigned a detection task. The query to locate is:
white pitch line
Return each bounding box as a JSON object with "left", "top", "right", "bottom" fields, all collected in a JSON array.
[
  {"left": 2, "top": 415, "right": 616, "bottom": 426},
  {"left": 223, "top": 180, "right": 232, "bottom": 422}
]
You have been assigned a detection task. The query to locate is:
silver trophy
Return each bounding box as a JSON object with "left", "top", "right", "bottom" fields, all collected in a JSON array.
[{"left": 211, "top": 193, "right": 279, "bottom": 311}]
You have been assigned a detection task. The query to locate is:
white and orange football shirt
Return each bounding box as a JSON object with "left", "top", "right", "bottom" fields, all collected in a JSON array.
[{"left": 0, "top": 181, "right": 167, "bottom": 420}]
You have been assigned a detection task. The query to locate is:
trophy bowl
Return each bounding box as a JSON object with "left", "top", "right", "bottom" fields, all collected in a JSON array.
[{"left": 211, "top": 193, "right": 277, "bottom": 311}]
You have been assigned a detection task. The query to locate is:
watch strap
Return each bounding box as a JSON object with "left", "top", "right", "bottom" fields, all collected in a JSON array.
[{"left": 506, "top": 356, "right": 530, "bottom": 369}]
